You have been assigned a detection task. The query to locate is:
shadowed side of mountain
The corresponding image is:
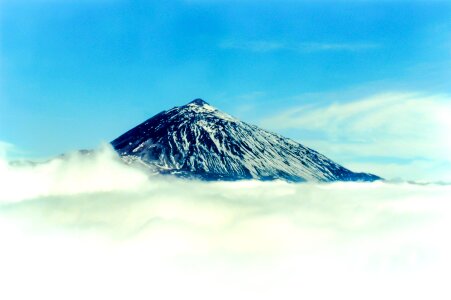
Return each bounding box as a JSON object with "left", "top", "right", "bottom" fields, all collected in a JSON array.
[{"left": 111, "top": 99, "right": 382, "bottom": 182}]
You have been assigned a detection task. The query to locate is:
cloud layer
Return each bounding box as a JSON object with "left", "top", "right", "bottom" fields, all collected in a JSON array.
[
  {"left": 1, "top": 146, "right": 451, "bottom": 300},
  {"left": 262, "top": 92, "right": 451, "bottom": 181},
  {"left": 0, "top": 145, "right": 150, "bottom": 202}
]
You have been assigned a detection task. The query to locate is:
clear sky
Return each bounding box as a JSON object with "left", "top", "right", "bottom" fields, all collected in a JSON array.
[{"left": 1, "top": 0, "right": 450, "bottom": 181}]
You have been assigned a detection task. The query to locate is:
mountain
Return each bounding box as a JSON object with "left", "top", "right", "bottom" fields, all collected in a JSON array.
[{"left": 111, "top": 99, "right": 381, "bottom": 182}]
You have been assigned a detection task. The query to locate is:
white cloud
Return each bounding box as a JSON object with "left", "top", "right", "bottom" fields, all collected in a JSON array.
[
  {"left": 0, "top": 144, "right": 150, "bottom": 202},
  {"left": 346, "top": 160, "right": 451, "bottom": 183},
  {"left": 0, "top": 141, "right": 14, "bottom": 158},
  {"left": 220, "top": 40, "right": 380, "bottom": 53},
  {"left": 299, "top": 42, "right": 379, "bottom": 52},
  {"left": 1, "top": 146, "right": 451, "bottom": 300},
  {"left": 261, "top": 92, "right": 451, "bottom": 181}
]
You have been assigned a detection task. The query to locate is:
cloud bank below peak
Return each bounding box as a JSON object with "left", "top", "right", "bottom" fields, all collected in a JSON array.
[{"left": 1, "top": 146, "right": 451, "bottom": 300}]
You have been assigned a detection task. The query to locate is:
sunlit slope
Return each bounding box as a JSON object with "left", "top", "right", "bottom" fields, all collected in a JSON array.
[{"left": 112, "top": 99, "right": 380, "bottom": 182}]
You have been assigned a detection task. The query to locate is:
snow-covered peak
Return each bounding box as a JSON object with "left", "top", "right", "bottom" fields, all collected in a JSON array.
[
  {"left": 188, "top": 98, "right": 209, "bottom": 106},
  {"left": 111, "top": 99, "right": 381, "bottom": 182},
  {"left": 174, "top": 99, "right": 238, "bottom": 122}
]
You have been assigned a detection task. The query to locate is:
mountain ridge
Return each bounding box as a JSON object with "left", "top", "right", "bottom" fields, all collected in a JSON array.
[{"left": 111, "top": 99, "right": 381, "bottom": 182}]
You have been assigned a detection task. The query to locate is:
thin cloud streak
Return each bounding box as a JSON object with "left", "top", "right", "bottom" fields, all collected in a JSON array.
[{"left": 220, "top": 40, "right": 380, "bottom": 53}]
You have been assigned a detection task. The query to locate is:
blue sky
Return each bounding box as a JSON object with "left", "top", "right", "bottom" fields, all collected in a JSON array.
[{"left": 1, "top": 0, "right": 450, "bottom": 180}]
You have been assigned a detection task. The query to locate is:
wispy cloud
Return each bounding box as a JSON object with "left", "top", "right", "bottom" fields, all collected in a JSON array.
[
  {"left": 220, "top": 40, "right": 380, "bottom": 53},
  {"left": 0, "top": 142, "right": 13, "bottom": 159},
  {"left": 261, "top": 92, "right": 451, "bottom": 181},
  {"left": 299, "top": 42, "right": 379, "bottom": 52}
]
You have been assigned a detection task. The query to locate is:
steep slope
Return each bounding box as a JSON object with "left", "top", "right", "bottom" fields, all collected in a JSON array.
[{"left": 111, "top": 99, "right": 380, "bottom": 182}]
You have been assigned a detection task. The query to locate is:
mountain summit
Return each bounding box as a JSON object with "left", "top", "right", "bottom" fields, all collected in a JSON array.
[
  {"left": 189, "top": 98, "right": 209, "bottom": 106},
  {"left": 111, "top": 99, "right": 380, "bottom": 182}
]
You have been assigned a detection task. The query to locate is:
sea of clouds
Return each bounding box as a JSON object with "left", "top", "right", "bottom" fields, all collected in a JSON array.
[{"left": 1, "top": 145, "right": 451, "bottom": 300}]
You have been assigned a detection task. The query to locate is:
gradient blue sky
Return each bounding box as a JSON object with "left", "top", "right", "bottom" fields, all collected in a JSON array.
[{"left": 1, "top": 0, "right": 450, "bottom": 180}]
